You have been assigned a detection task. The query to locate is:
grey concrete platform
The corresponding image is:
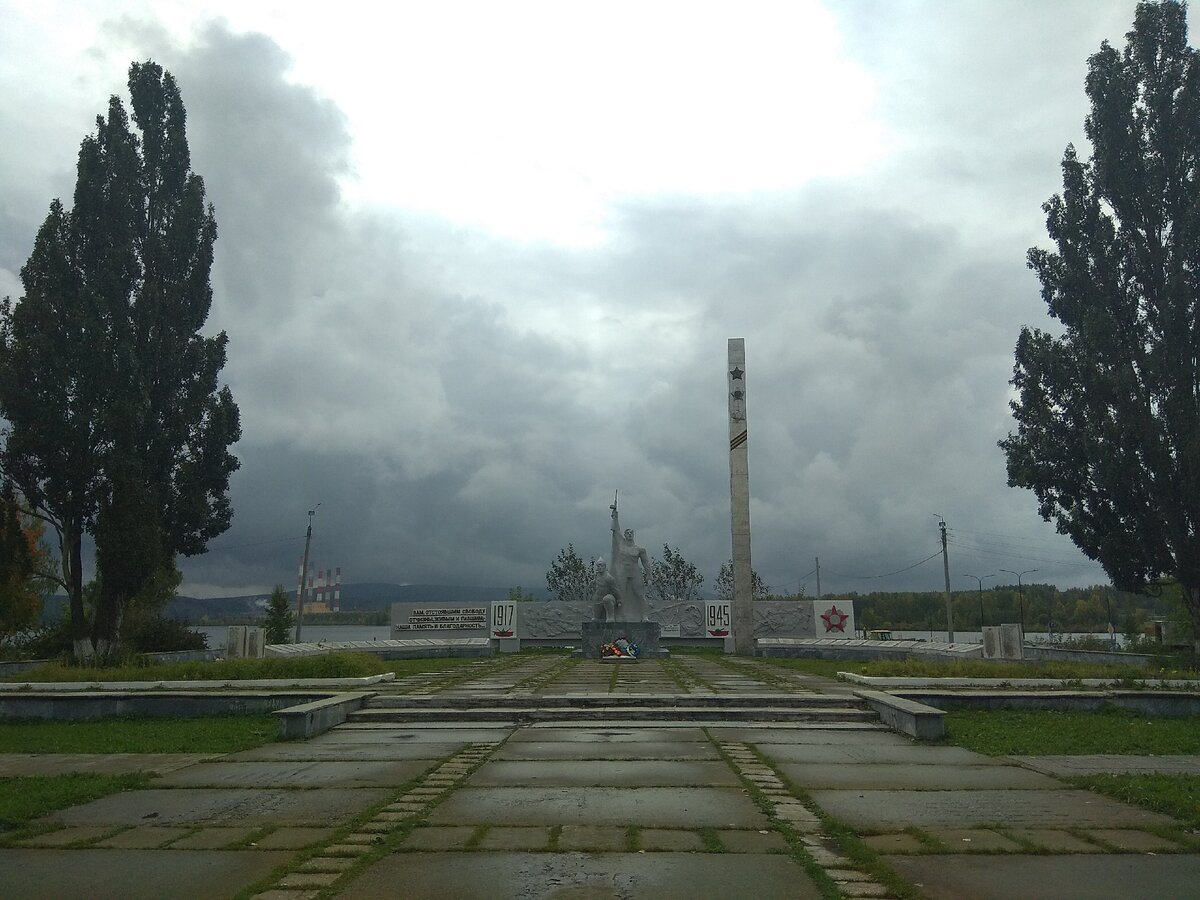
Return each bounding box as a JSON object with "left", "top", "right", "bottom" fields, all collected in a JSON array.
[{"left": 7, "top": 653, "right": 1197, "bottom": 899}]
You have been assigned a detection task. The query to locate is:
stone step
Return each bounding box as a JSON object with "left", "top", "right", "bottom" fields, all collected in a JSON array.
[
  {"left": 346, "top": 706, "right": 878, "bottom": 724},
  {"left": 365, "top": 693, "right": 861, "bottom": 710}
]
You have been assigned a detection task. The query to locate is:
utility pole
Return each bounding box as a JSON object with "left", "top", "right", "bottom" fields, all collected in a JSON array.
[
  {"left": 814, "top": 557, "right": 821, "bottom": 601},
  {"left": 1000, "top": 569, "right": 1037, "bottom": 634},
  {"left": 938, "top": 517, "right": 953, "bottom": 642},
  {"left": 296, "top": 504, "right": 319, "bottom": 643}
]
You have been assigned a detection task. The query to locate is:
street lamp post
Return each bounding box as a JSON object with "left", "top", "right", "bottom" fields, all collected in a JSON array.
[
  {"left": 999, "top": 569, "right": 1038, "bottom": 633},
  {"left": 296, "top": 504, "right": 320, "bottom": 643},
  {"left": 963, "top": 573, "right": 994, "bottom": 633}
]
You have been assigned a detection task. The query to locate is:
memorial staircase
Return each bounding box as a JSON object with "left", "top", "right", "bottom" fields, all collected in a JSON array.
[{"left": 347, "top": 692, "right": 880, "bottom": 726}]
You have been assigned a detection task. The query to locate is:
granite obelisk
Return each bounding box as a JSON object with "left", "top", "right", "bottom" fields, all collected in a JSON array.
[{"left": 727, "top": 338, "right": 754, "bottom": 656}]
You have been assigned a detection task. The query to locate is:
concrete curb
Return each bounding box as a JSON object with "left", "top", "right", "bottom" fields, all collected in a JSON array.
[{"left": 839, "top": 673, "right": 1200, "bottom": 690}]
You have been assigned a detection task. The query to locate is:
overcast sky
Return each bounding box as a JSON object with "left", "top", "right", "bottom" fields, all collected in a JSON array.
[{"left": 0, "top": 1, "right": 1172, "bottom": 599}]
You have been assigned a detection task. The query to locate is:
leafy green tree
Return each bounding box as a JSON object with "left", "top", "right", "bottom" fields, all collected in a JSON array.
[
  {"left": 715, "top": 561, "right": 767, "bottom": 602},
  {"left": 649, "top": 544, "right": 704, "bottom": 606},
  {"left": 546, "top": 543, "right": 596, "bottom": 603},
  {"left": 1000, "top": 1, "right": 1200, "bottom": 653},
  {"left": 0, "top": 61, "right": 240, "bottom": 661},
  {"left": 262, "top": 585, "right": 294, "bottom": 645}
]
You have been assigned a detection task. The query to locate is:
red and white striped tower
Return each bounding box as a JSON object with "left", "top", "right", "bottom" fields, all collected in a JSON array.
[
  {"left": 333, "top": 568, "right": 342, "bottom": 612},
  {"left": 317, "top": 569, "right": 326, "bottom": 608}
]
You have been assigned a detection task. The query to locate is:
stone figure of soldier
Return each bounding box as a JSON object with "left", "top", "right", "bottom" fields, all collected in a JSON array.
[
  {"left": 589, "top": 558, "right": 621, "bottom": 622},
  {"left": 610, "top": 500, "right": 651, "bottom": 622}
]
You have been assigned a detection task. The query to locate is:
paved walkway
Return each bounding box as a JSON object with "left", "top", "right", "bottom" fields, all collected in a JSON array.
[{"left": 1, "top": 654, "right": 1197, "bottom": 899}]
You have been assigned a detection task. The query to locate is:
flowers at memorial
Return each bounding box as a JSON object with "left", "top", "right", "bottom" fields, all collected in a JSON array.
[{"left": 600, "top": 637, "right": 640, "bottom": 658}]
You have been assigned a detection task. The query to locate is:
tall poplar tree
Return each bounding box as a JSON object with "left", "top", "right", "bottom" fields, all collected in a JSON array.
[
  {"left": 0, "top": 61, "right": 240, "bottom": 660},
  {"left": 1001, "top": 1, "right": 1200, "bottom": 652}
]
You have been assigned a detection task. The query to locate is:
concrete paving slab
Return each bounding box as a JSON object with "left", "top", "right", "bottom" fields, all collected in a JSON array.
[
  {"left": 337, "top": 851, "right": 822, "bottom": 899},
  {"left": 0, "top": 753, "right": 215, "bottom": 776},
  {"left": 94, "top": 825, "right": 192, "bottom": 848},
  {"left": 48, "top": 787, "right": 390, "bottom": 827},
  {"left": 1013, "top": 754, "right": 1200, "bottom": 777},
  {"left": 15, "top": 825, "right": 115, "bottom": 847},
  {"left": 467, "top": 760, "right": 739, "bottom": 787},
  {"left": 1085, "top": 829, "right": 1188, "bottom": 852},
  {"left": 254, "top": 827, "right": 338, "bottom": 849},
  {"left": 494, "top": 741, "right": 719, "bottom": 761},
  {"left": 509, "top": 727, "right": 708, "bottom": 742},
  {"left": 318, "top": 727, "right": 511, "bottom": 742},
  {"left": 1004, "top": 828, "right": 1103, "bottom": 853},
  {"left": 860, "top": 833, "right": 926, "bottom": 853},
  {"left": 709, "top": 726, "right": 903, "bottom": 744},
  {"left": 400, "top": 826, "right": 477, "bottom": 850},
  {"left": 886, "top": 853, "right": 1200, "bottom": 900},
  {"left": 475, "top": 826, "right": 553, "bottom": 850},
  {"left": 808, "top": 789, "right": 1177, "bottom": 829},
  {"left": 0, "top": 848, "right": 289, "bottom": 900},
  {"left": 169, "top": 827, "right": 259, "bottom": 849},
  {"left": 429, "top": 787, "right": 770, "bottom": 828},
  {"left": 756, "top": 743, "right": 998, "bottom": 766},
  {"left": 717, "top": 829, "right": 790, "bottom": 853},
  {"left": 778, "top": 762, "right": 1062, "bottom": 790},
  {"left": 558, "top": 824, "right": 629, "bottom": 851},
  {"left": 224, "top": 743, "right": 456, "bottom": 762},
  {"left": 156, "top": 759, "right": 431, "bottom": 788},
  {"left": 925, "top": 828, "right": 1025, "bottom": 852},
  {"left": 639, "top": 828, "right": 705, "bottom": 851}
]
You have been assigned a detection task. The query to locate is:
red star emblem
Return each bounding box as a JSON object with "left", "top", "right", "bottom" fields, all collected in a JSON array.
[{"left": 821, "top": 604, "right": 849, "bottom": 633}]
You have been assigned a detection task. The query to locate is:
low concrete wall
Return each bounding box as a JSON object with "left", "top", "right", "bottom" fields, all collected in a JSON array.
[
  {"left": 140, "top": 649, "right": 224, "bottom": 664},
  {"left": 897, "top": 689, "right": 1200, "bottom": 717},
  {"left": 0, "top": 659, "right": 52, "bottom": 677},
  {"left": 1023, "top": 645, "right": 1158, "bottom": 668},
  {"left": 0, "top": 690, "right": 334, "bottom": 721},
  {"left": 852, "top": 689, "right": 946, "bottom": 740},
  {"left": 757, "top": 638, "right": 982, "bottom": 663},
  {"left": 273, "top": 691, "right": 374, "bottom": 739}
]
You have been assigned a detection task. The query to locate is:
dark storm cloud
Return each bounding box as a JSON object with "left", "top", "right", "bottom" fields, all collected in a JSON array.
[{"left": 2, "top": 8, "right": 1129, "bottom": 599}]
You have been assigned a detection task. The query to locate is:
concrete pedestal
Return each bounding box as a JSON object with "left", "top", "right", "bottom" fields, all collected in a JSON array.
[{"left": 580, "top": 621, "right": 666, "bottom": 659}]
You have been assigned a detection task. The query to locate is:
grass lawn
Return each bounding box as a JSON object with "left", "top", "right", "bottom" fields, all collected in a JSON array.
[
  {"left": 0, "top": 772, "right": 151, "bottom": 834},
  {"left": 940, "top": 707, "right": 1200, "bottom": 838},
  {"left": 4, "top": 651, "right": 480, "bottom": 684},
  {"left": 941, "top": 707, "right": 1200, "bottom": 756},
  {"left": 0, "top": 714, "right": 281, "bottom": 754},
  {"left": 1068, "top": 774, "right": 1200, "bottom": 829}
]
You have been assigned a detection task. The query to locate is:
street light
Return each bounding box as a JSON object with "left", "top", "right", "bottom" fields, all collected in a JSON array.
[
  {"left": 999, "top": 569, "right": 1038, "bottom": 633},
  {"left": 296, "top": 503, "right": 320, "bottom": 643},
  {"left": 962, "top": 573, "right": 994, "bottom": 632}
]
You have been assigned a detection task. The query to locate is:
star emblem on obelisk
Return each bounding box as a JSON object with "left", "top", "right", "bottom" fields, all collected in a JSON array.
[
  {"left": 821, "top": 604, "right": 850, "bottom": 633},
  {"left": 730, "top": 367, "right": 744, "bottom": 380}
]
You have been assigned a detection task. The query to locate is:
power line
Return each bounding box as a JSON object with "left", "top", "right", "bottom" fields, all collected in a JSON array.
[
  {"left": 946, "top": 538, "right": 1102, "bottom": 570},
  {"left": 204, "top": 535, "right": 305, "bottom": 554},
  {"left": 821, "top": 550, "right": 943, "bottom": 581}
]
